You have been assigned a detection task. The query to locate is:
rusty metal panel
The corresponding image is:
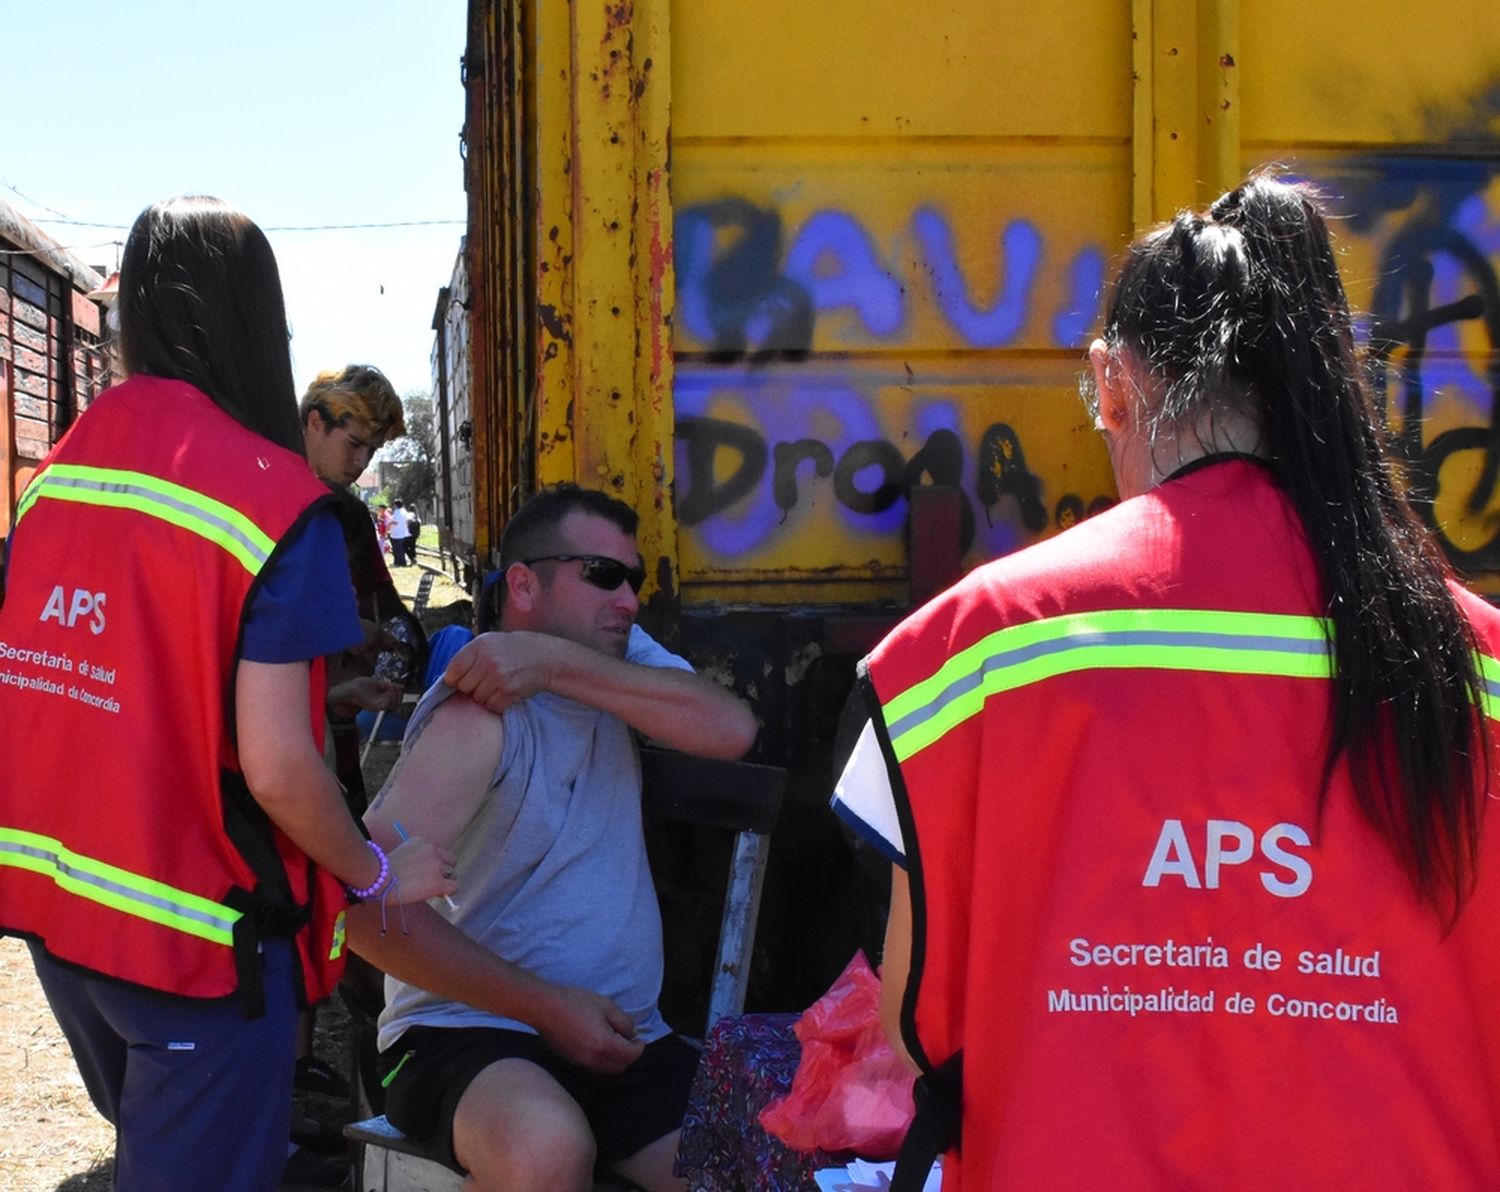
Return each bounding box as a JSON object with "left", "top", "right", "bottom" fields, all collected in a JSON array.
[
  {"left": 71, "top": 288, "right": 99, "bottom": 338},
  {"left": 436, "top": 254, "right": 475, "bottom": 556},
  {"left": 1239, "top": 0, "right": 1500, "bottom": 147},
  {"left": 529, "top": 0, "right": 678, "bottom": 592},
  {"left": 671, "top": 148, "right": 1127, "bottom": 587},
  {"left": 463, "top": 0, "right": 532, "bottom": 563},
  {"left": 464, "top": 0, "right": 1500, "bottom": 601},
  {"left": 668, "top": 0, "right": 1129, "bottom": 601},
  {"left": 1132, "top": 0, "right": 1242, "bottom": 223},
  {"left": 670, "top": 1, "right": 1131, "bottom": 141},
  {"left": 1233, "top": 8, "right": 1500, "bottom": 588},
  {"left": 665, "top": 0, "right": 1500, "bottom": 600}
]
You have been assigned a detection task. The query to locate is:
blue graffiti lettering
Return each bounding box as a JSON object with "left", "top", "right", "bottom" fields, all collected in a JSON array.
[
  {"left": 1053, "top": 246, "right": 1106, "bottom": 348},
  {"left": 783, "top": 210, "right": 905, "bottom": 339},
  {"left": 911, "top": 207, "right": 1041, "bottom": 347}
]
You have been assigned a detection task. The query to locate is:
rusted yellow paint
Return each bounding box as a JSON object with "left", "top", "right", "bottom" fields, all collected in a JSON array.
[
  {"left": 528, "top": 0, "right": 677, "bottom": 595},
  {"left": 1134, "top": 0, "right": 1243, "bottom": 225},
  {"left": 499, "top": 0, "right": 1500, "bottom": 600},
  {"left": 531, "top": 0, "right": 579, "bottom": 488},
  {"left": 1199, "top": 0, "right": 1240, "bottom": 202},
  {"left": 1240, "top": 0, "right": 1500, "bottom": 147},
  {"left": 666, "top": 0, "right": 1127, "bottom": 601}
]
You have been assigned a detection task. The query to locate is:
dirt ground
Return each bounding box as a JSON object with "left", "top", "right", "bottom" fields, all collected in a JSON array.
[{"left": 0, "top": 561, "right": 470, "bottom": 1190}]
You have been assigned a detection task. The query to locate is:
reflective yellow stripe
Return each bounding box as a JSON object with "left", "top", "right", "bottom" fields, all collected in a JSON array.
[
  {"left": 0, "top": 827, "right": 241, "bottom": 946},
  {"left": 880, "top": 608, "right": 1500, "bottom": 763},
  {"left": 1480, "top": 654, "right": 1500, "bottom": 723},
  {"left": 882, "top": 608, "right": 1333, "bottom": 762},
  {"left": 16, "top": 464, "right": 275, "bottom": 575},
  {"left": 328, "top": 910, "right": 347, "bottom": 962}
]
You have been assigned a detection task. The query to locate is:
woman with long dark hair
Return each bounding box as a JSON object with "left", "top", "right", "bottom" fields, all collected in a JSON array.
[
  {"left": 0, "top": 197, "right": 455, "bottom": 1191},
  {"left": 835, "top": 173, "right": 1500, "bottom": 1189}
]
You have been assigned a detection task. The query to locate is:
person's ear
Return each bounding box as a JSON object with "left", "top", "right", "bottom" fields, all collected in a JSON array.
[
  {"left": 1089, "top": 339, "right": 1130, "bottom": 434},
  {"left": 505, "top": 562, "right": 539, "bottom": 614}
]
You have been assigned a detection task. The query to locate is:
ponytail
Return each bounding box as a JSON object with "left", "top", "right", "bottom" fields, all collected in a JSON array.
[{"left": 1104, "top": 172, "right": 1487, "bottom": 922}]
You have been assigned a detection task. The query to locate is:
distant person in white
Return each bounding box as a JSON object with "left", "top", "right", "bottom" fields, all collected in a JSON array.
[{"left": 388, "top": 499, "right": 414, "bottom": 566}]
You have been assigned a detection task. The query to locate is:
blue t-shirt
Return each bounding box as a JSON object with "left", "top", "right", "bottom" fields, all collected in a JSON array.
[{"left": 240, "top": 507, "right": 364, "bottom": 663}]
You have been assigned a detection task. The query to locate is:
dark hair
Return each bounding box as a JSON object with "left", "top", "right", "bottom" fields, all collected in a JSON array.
[
  {"left": 1101, "top": 171, "right": 1487, "bottom": 921},
  {"left": 118, "top": 196, "right": 302, "bottom": 454},
  {"left": 490, "top": 484, "right": 639, "bottom": 613},
  {"left": 499, "top": 483, "right": 639, "bottom": 569}
]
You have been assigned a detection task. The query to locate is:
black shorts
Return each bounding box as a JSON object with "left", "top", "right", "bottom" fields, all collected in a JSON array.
[{"left": 380, "top": 1024, "right": 701, "bottom": 1173}]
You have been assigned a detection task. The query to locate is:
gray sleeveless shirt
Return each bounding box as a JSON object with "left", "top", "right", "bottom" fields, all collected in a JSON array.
[{"left": 377, "top": 630, "right": 691, "bottom": 1051}]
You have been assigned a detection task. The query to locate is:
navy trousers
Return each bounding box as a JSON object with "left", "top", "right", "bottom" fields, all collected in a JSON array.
[{"left": 28, "top": 938, "right": 299, "bottom": 1192}]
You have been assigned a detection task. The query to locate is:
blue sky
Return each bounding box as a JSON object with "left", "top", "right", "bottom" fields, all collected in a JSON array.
[{"left": 4, "top": 0, "right": 467, "bottom": 398}]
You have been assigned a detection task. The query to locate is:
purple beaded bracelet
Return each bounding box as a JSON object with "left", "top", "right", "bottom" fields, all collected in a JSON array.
[{"left": 346, "top": 839, "right": 391, "bottom": 902}]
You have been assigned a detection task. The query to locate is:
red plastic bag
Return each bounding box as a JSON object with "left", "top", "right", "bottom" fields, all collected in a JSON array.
[{"left": 758, "top": 951, "right": 916, "bottom": 1158}]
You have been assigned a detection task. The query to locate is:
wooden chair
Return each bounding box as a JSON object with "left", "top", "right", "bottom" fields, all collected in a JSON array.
[{"left": 343, "top": 748, "right": 787, "bottom": 1192}]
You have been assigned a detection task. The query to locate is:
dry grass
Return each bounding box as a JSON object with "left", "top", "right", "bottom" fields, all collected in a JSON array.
[
  {"left": 0, "top": 937, "right": 115, "bottom": 1191},
  {"left": 0, "top": 563, "right": 469, "bottom": 1190}
]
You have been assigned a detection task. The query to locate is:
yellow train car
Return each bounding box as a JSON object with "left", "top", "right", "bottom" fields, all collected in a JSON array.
[
  {"left": 454, "top": 0, "right": 1500, "bottom": 597},
  {"left": 446, "top": 0, "right": 1500, "bottom": 1006}
]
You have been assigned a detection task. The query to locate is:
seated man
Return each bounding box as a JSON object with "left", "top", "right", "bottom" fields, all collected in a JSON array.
[{"left": 349, "top": 483, "right": 757, "bottom": 1192}]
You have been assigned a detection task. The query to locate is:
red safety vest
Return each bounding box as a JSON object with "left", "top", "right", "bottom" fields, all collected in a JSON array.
[
  {"left": 864, "top": 460, "right": 1500, "bottom": 1190},
  {"left": 0, "top": 375, "right": 349, "bottom": 1012}
]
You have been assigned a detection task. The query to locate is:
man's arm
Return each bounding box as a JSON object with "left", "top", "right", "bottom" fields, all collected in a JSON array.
[
  {"left": 235, "top": 660, "right": 454, "bottom": 903},
  {"left": 350, "top": 897, "right": 642, "bottom": 1072},
  {"left": 443, "top": 630, "right": 757, "bottom": 759},
  {"left": 352, "top": 693, "right": 645, "bottom": 1073}
]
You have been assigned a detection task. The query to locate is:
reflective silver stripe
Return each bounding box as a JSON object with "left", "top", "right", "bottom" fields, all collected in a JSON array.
[
  {"left": 35, "top": 472, "right": 271, "bottom": 569},
  {"left": 0, "top": 837, "right": 239, "bottom": 943},
  {"left": 886, "top": 627, "right": 1329, "bottom": 743}
]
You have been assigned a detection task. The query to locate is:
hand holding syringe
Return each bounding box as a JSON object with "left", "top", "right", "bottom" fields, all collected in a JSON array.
[{"left": 394, "top": 820, "right": 460, "bottom": 912}]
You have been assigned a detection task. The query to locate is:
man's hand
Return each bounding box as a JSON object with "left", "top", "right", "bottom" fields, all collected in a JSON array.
[
  {"left": 444, "top": 627, "right": 756, "bottom": 758},
  {"left": 443, "top": 631, "right": 563, "bottom": 713},
  {"left": 534, "top": 984, "right": 645, "bottom": 1074}
]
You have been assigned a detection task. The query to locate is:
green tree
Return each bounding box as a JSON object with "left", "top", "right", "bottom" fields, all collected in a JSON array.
[{"left": 383, "top": 391, "right": 437, "bottom": 516}]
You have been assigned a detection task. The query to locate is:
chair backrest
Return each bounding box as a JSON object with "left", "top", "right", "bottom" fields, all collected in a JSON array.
[
  {"left": 411, "top": 569, "right": 436, "bottom": 617},
  {"left": 639, "top": 747, "right": 787, "bottom": 1029},
  {"left": 640, "top": 747, "right": 785, "bottom": 834}
]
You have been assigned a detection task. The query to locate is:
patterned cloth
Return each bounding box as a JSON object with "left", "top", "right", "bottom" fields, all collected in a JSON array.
[{"left": 676, "top": 1013, "right": 850, "bottom": 1191}]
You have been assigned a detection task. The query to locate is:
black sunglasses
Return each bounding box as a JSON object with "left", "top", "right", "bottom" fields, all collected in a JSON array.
[{"left": 523, "top": 554, "right": 647, "bottom": 594}]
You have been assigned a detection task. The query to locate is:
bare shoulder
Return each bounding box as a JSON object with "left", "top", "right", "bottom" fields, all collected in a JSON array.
[{"left": 366, "top": 692, "right": 507, "bottom": 847}]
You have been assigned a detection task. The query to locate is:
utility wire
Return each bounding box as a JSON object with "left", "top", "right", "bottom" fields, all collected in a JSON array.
[
  {"left": 0, "top": 240, "right": 119, "bottom": 257},
  {"left": 4, "top": 179, "right": 462, "bottom": 233},
  {"left": 33, "top": 217, "right": 465, "bottom": 231},
  {"left": 0, "top": 177, "right": 73, "bottom": 221},
  {"left": 268, "top": 220, "right": 465, "bottom": 231}
]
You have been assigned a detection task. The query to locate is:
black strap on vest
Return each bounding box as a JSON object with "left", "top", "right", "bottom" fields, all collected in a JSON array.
[
  {"left": 220, "top": 768, "right": 311, "bottom": 1019},
  {"left": 891, "top": 1049, "right": 963, "bottom": 1191},
  {"left": 224, "top": 885, "right": 311, "bottom": 1020}
]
